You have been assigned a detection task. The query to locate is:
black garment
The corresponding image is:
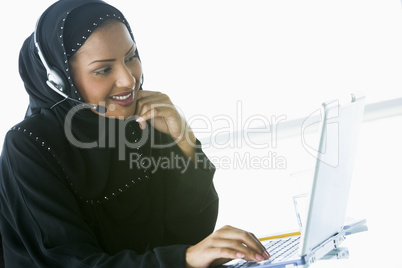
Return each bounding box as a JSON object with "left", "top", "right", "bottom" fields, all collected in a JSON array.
[
  {"left": 0, "top": 109, "right": 217, "bottom": 268},
  {"left": 0, "top": 0, "right": 218, "bottom": 267}
]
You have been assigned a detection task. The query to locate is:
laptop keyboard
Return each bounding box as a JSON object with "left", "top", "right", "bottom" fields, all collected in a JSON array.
[
  {"left": 264, "top": 236, "right": 300, "bottom": 262},
  {"left": 228, "top": 236, "right": 300, "bottom": 267}
]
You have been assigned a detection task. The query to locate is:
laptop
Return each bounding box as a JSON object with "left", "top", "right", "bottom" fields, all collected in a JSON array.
[{"left": 224, "top": 95, "right": 365, "bottom": 268}]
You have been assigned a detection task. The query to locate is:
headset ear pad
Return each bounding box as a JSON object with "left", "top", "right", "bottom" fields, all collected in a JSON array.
[{"left": 46, "top": 67, "right": 67, "bottom": 92}]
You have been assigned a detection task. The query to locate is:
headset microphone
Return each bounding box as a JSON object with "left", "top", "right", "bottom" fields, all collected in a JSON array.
[
  {"left": 68, "top": 99, "right": 107, "bottom": 114},
  {"left": 46, "top": 78, "right": 108, "bottom": 113},
  {"left": 71, "top": 98, "right": 107, "bottom": 113},
  {"left": 94, "top": 105, "right": 107, "bottom": 113}
]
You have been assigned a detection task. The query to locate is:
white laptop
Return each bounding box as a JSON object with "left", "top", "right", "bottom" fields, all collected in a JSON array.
[{"left": 224, "top": 95, "right": 365, "bottom": 268}]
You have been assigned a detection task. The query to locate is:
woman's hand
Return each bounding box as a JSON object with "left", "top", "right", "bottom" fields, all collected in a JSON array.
[
  {"left": 134, "top": 90, "right": 196, "bottom": 159},
  {"left": 185, "top": 225, "right": 270, "bottom": 268}
]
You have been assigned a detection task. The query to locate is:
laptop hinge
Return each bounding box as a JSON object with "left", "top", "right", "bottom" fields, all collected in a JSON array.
[{"left": 304, "top": 231, "right": 346, "bottom": 266}]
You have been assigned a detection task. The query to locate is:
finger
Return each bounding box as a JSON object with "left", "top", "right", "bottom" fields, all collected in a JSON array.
[
  {"left": 210, "top": 258, "right": 233, "bottom": 267},
  {"left": 135, "top": 94, "right": 169, "bottom": 129},
  {"left": 186, "top": 242, "right": 245, "bottom": 268},
  {"left": 135, "top": 94, "right": 172, "bottom": 121},
  {"left": 136, "top": 117, "right": 147, "bottom": 130},
  {"left": 240, "top": 232, "right": 268, "bottom": 260},
  {"left": 136, "top": 92, "right": 170, "bottom": 107},
  {"left": 207, "top": 246, "right": 247, "bottom": 262},
  {"left": 213, "top": 227, "right": 269, "bottom": 262},
  {"left": 134, "top": 90, "right": 161, "bottom": 117},
  {"left": 137, "top": 102, "right": 176, "bottom": 120},
  {"left": 250, "top": 233, "right": 270, "bottom": 259},
  {"left": 209, "top": 238, "right": 265, "bottom": 262},
  {"left": 136, "top": 105, "right": 179, "bottom": 131},
  {"left": 135, "top": 94, "right": 169, "bottom": 113},
  {"left": 136, "top": 89, "right": 162, "bottom": 99}
]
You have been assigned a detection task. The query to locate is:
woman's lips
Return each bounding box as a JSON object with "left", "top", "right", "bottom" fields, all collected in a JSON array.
[{"left": 109, "top": 90, "right": 135, "bottom": 107}]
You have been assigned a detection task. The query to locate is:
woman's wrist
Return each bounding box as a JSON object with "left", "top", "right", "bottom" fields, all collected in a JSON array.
[{"left": 176, "top": 128, "right": 196, "bottom": 161}]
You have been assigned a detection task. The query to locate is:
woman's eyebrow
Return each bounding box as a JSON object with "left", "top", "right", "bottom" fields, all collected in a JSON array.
[
  {"left": 88, "top": 44, "right": 135, "bottom": 66},
  {"left": 125, "top": 44, "right": 135, "bottom": 56}
]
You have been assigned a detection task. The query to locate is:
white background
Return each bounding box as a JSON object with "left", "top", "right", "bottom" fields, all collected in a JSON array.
[
  {"left": 1, "top": 1, "right": 402, "bottom": 266},
  {"left": 1, "top": 0, "right": 401, "bottom": 143}
]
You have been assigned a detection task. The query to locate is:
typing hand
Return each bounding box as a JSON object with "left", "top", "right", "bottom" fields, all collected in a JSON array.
[{"left": 185, "top": 225, "right": 270, "bottom": 268}]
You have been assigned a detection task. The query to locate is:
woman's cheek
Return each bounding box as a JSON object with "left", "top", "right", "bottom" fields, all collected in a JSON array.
[{"left": 84, "top": 80, "right": 112, "bottom": 104}]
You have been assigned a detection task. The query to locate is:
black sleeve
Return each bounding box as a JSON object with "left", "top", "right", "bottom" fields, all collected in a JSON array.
[
  {"left": 0, "top": 130, "right": 189, "bottom": 268},
  {"left": 157, "top": 133, "right": 219, "bottom": 246}
]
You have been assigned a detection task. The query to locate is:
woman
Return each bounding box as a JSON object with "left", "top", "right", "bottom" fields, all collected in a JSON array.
[{"left": 0, "top": 0, "right": 269, "bottom": 267}]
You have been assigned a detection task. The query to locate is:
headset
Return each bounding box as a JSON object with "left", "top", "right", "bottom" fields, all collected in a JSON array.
[{"left": 34, "top": 18, "right": 107, "bottom": 113}]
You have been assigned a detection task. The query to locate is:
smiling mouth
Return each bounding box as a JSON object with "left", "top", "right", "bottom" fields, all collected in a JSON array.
[
  {"left": 108, "top": 90, "right": 135, "bottom": 107},
  {"left": 110, "top": 92, "right": 132, "bottom": 100}
]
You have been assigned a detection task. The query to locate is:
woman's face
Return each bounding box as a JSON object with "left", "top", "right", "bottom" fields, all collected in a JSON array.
[{"left": 69, "top": 21, "right": 142, "bottom": 119}]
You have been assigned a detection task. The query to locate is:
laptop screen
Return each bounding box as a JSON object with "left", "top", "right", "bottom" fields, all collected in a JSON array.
[{"left": 300, "top": 96, "right": 365, "bottom": 256}]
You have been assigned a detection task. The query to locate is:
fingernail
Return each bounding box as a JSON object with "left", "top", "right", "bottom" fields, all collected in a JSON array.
[
  {"left": 136, "top": 117, "right": 144, "bottom": 122},
  {"left": 255, "top": 254, "right": 264, "bottom": 262},
  {"left": 236, "top": 252, "right": 245, "bottom": 259},
  {"left": 263, "top": 252, "right": 270, "bottom": 259}
]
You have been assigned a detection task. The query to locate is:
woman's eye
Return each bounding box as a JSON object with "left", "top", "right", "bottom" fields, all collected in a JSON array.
[
  {"left": 125, "top": 53, "right": 138, "bottom": 63},
  {"left": 94, "top": 67, "right": 111, "bottom": 75}
]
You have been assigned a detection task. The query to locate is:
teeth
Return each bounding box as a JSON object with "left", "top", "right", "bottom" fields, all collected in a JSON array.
[{"left": 111, "top": 93, "right": 131, "bottom": 100}]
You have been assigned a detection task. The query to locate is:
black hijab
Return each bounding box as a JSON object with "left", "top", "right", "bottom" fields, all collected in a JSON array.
[
  {"left": 18, "top": 0, "right": 151, "bottom": 202},
  {"left": 20, "top": 0, "right": 139, "bottom": 117}
]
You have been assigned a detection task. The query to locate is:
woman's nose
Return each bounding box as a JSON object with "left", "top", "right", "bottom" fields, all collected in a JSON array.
[{"left": 115, "top": 65, "right": 136, "bottom": 89}]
